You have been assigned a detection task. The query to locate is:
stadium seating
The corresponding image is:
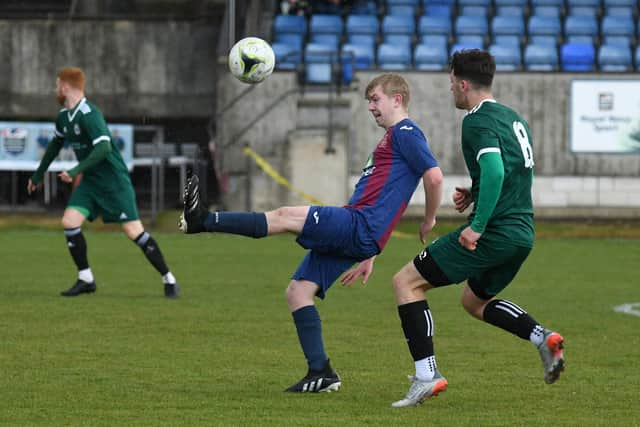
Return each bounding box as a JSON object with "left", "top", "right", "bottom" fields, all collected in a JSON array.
[
  {"left": 561, "top": 43, "right": 596, "bottom": 71},
  {"left": 601, "top": 16, "right": 635, "bottom": 46},
  {"left": 598, "top": 44, "right": 633, "bottom": 71},
  {"left": 455, "top": 15, "right": 489, "bottom": 38},
  {"left": 418, "top": 15, "right": 452, "bottom": 38},
  {"left": 382, "top": 14, "right": 416, "bottom": 36},
  {"left": 489, "top": 44, "right": 522, "bottom": 70},
  {"left": 524, "top": 44, "right": 559, "bottom": 70},
  {"left": 350, "top": 0, "right": 378, "bottom": 15},
  {"left": 531, "top": 5, "right": 562, "bottom": 17},
  {"left": 341, "top": 43, "right": 376, "bottom": 69},
  {"left": 345, "top": 14, "right": 379, "bottom": 38},
  {"left": 491, "top": 15, "right": 525, "bottom": 44},
  {"left": 346, "top": 34, "right": 377, "bottom": 50},
  {"left": 419, "top": 34, "right": 449, "bottom": 50},
  {"left": 495, "top": 6, "right": 525, "bottom": 17},
  {"left": 459, "top": 5, "right": 490, "bottom": 16},
  {"left": 377, "top": 43, "right": 412, "bottom": 69},
  {"left": 272, "top": 42, "right": 302, "bottom": 70},
  {"left": 273, "top": 33, "right": 304, "bottom": 52},
  {"left": 528, "top": 15, "right": 562, "bottom": 46},
  {"left": 450, "top": 42, "right": 484, "bottom": 57},
  {"left": 423, "top": 4, "right": 453, "bottom": 17},
  {"left": 564, "top": 15, "right": 599, "bottom": 44},
  {"left": 387, "top": 4, "right": 418, "bottom": 16},
  {"left": 273, "top": 14, "right": 307, "bottom": 37},
  {"left": 414, "top": 43, "right": 449, "bottom": 70},
  {"left": 636, "top": 46, "right": 640, "bottom": 70},
  {"left": 309, "top": 14, "right": 343, "bottom": 37},
  {"left": 304, "top": 43, "right": 338, "bottom": 84}
]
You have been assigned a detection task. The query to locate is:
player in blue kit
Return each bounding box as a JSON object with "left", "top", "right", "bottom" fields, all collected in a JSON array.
[{"left": 179, "top": 73, "right": 443, "bottom": 392}]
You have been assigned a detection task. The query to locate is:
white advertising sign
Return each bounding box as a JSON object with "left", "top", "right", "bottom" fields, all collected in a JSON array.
[{"left": 570, "top": 80, "right": 640, "bottom": 153}]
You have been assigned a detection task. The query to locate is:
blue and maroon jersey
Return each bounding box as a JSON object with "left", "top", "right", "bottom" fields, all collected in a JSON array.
[{"left": 346, "top": 118, "right": 438, "bottom": 251}]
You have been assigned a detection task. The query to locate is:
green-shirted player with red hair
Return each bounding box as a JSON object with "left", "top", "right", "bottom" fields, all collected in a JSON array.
[
  {"left": 27, "top": 67, "right": 180, "bottom": 298},
  {"left": 383, "top": 50, "right": 565, "bottom": 407}
]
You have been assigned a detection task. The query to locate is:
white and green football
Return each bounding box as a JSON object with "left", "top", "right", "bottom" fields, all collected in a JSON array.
[{"left": 228, "top": 37, "right": 275, "bottom": 84}]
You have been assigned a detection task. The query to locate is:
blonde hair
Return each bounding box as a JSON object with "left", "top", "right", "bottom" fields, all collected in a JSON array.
[
  {"left": 57, "top": 67, "right": 85, "bottom": 91},
  {"left": 365, "top": 73, "right": 410, "bottom": 109}
]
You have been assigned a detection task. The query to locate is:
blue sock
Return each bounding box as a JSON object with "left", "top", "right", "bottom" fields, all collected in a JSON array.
[
  {"left": 292, "top": 305, "right": 327, "bottom": 372},
  {"left": 203, "top": 212, "right": 268, "bottom": 238}
]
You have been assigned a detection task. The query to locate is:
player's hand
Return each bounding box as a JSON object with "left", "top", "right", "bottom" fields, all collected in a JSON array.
[
  {"left": 27, "top": 179, "right": 39, "bottom": 195},
  {"left": 453, "top": 186, "right": 472, "bottom": 213},
  {"left": 58, "top": 171, "right": 73, "bottom": 183},
  {"left": 340, "top": 257, "right": 375, "bottom": 286},
  {"left": 458, "top": 226, "right": 481, "bottom": 251},
  {"left": 419, "top": 218, "right": 436, "bottom": 244}
]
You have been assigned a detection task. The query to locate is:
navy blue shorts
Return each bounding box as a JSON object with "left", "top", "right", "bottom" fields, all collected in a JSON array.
[{"left": 292, "top": 206, "right": 380, "bottom": 299}]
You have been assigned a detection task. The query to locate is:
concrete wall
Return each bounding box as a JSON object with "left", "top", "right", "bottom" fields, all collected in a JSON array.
[
  {"left": 216, "top": 70, "right": 640, "bottom": 217},
  {"left": 0, "top": 19, "right": 218, "bottom": 120}
]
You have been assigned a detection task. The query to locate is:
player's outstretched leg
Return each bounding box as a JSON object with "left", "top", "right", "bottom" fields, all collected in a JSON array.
[
  {"left": 179, "top": 173, "right": 208, "bottom": 234},
  {"left": 391, "top": 370, "right": 448, "bottom": 407},
  {"left": 537, "top": 329, "right": 565, "bottom": 384},
  {"left": 285, "top": 359, "right": 341, "bottom": 393}
]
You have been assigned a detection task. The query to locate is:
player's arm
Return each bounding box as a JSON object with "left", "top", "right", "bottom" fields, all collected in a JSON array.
[
  {"left": 420, "top": 166, "right": 443, "bottom": 243},
  {"left": 470, "top": 151, "right": 504, "bottom": 234},
  {"left": 66, "top": 138, "right": 111, "bottom": 178},
  {"left": 28, "top": 134, "right": 64, "bottom": 193}
]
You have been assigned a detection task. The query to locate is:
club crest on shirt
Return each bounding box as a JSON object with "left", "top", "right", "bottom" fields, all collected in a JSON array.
[{"left": 74, "top": 124, "right": 81, "bottom": 135}]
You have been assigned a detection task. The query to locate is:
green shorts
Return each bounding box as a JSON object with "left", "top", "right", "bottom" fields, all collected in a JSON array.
[
  {"left": 68, "top": 177, "right": 139, "bottom": 223},
  {"left": 418, "top": 225, "right": 532, "bottom": 299}
]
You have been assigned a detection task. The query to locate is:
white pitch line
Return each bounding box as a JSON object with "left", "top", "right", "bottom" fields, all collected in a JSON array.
[{"left": 613, "top": 303, "right": 640, "bottom": 317}]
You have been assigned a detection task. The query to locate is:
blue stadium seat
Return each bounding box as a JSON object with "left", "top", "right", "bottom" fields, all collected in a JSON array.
[
  {"left": 272, "top": 42, "right": 302, "bottom": 70},
  {"left": 387, "top": 4, "right": 417, "bottom": 15},
  {"left": 383, "top": 34, "right": 414, "bottom": 50},
  {"left": 382, "top": 14, "right": 416, "bottom": 35},
  {"left": 568, "top": 6, "right": 599, "bottom": 17},
  {"left": 489, "top": 44, "right": 522, "bottom": 70},
  {"left": 423, "top": 4, "right": 453, "bottom": 17},
  {"left": 377, "top": 43, "right": 412, "bottom": 69},
  {"left": 601, "top": 16, "right": 635, "bottom": 45},
  {"left": 414, "top": 43, "right": 449, "bottom": 70},
  {"left": 346, "top": 34, "right": 377, "bottom": 50},
  {"left": 598, "top": 44, "right": 632, "bottom": 71},
  {"left": 457, "top": 0, "right": 491, "bottom": 7},
  {"left": 495, "top": 6, "right": 525, "bottom": 17},
  {"left": 524, "top": 44, "right": 559, "bottom": 70},
  {"left": 341, "top": 43, "right": 375, "bottom": 69},
  {"left": 636, "top": 46, "right": 640, "bottom": 70},
  {"left": 603, "top": 0, "right": 635, "bottom": 6},
  {"left": 346, "top": 14, "right": 379, "bottom": 37},
  {"left": 304, "top": 43, "right": 338, "bottom": 84},
  {"left": 310, "top": 14, "right": 343, "bottom": 36},
  {"left": 564, "top": 15, "right": 599, "bottom": 44},
  {"left": 350, "top": 0, "right": 378, "bottom": 14},
  {"left": 422, "top": 0, "right": 455, "bottom": 6},
  {"left": 561, "top": 43, "right": 596, "bottom": 71},
  {"left": 493, "top": 35, "right": 522, "bottom": 47},
  {"left": 604, "top": 6, "right": 634, "bottom": 16},
  {"left": 418, "top": 15, "right": 452, "bottom": 38},
  {"left": 528, "top": 15, "right": 562, "bottom": 46},
  {"left": 418, "top": 34, "right": 449, "bottom": 50},
  {"left": 388, "top": 0, "right": 419, "bottom": 5},
  {"left": 309, "top": 34, "right": 340, "bottom": 50},
  {"left": 531, "top": 5, "right": 562, "bottom": 17},
  {"left": 492, "top": 15, "right": 525, "bottom": 39},
  {"left": 530, "top": 0, "right": 564, "bottom": 8},
  {"left": 459, "top": 5, "right": 490, "bottom": 16},
  {"left": 273, "top": 33, "right": 304, "bottom": 52},
  {"left": 455, "top": 15, "right": 489, "bottom": 37},
  {"left": 456, "top": 34, "right": 485, "bottom": 46},
  {"left": 273, "top": 14, "right": 307, "bottom": 36},
  {"left": 494, "top": 0, "right": 528, "bottom": 7}
]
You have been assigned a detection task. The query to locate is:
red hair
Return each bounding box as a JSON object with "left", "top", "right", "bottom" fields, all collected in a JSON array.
[{"left": 57, "top": 67, "right": 85, "bottom": 91}]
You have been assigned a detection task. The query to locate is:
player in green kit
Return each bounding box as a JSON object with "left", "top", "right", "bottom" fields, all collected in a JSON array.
[
  {"left": 27, "top": 67, "right": 180, "bottom": 298},
  {"left": 360, "top": 50, "right": 564, "bottom": 406}
]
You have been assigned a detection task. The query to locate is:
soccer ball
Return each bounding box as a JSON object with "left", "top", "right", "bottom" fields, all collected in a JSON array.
[{"left": 228, "top": 37, "right": 275, "bottom": 84}]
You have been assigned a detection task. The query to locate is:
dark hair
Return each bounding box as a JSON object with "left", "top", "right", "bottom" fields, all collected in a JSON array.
[{"left": 450, "top": 49, "right": 495, "bottom": 89}]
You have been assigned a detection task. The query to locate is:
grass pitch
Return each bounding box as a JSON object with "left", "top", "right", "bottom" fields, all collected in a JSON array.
[{"left": 1, "top": 222, "right": 639, "bottom": 426}]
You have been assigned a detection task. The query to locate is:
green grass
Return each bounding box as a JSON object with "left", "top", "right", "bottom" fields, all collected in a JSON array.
[{"left": 1, "top": 225, "right": 640, "bottom": 426}]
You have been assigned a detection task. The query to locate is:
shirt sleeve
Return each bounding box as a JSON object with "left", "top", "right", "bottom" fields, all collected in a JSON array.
[{"left": 393, "top": 126, "right": 438, "bottom": 175}]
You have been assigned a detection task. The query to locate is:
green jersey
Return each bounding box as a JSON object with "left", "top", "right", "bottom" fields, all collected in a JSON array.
[
  {"left": 54, "top": 98, "right": 129, "bottom": 186},
  {"left": 461, "top": 99, "right": 535, "bottom": 246}
]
